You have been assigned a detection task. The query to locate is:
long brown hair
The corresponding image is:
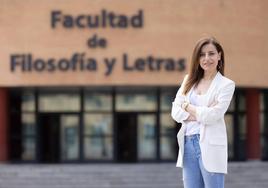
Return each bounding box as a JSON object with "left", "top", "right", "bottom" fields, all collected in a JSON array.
[{"left": 183, "top": 37, "right": 225, "bottom": 95}]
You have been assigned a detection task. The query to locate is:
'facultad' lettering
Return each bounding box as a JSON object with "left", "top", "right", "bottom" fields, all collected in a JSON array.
[{"left": 51, "top": 9, "right": 144, "bottom": 29}]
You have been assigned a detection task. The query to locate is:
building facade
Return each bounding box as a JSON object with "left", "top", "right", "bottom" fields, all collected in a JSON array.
[{"left": 0, "top": 0, "right": 268, "bottom": 163}]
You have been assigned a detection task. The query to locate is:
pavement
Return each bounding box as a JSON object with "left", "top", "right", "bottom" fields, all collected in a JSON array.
[{"left": 0, "top": 161, "right": 267, "bottom": 188}]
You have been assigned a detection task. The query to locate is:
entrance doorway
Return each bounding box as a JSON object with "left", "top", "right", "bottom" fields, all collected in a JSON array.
[
  {"left": 38, "top": 113, "right": 80, "bottom": 163},
  {"left": 39, "top": 114, "right": 60, "bottom": 163},
  {"left": 116, "top": 113, "right": 137, "bottom": 162}
]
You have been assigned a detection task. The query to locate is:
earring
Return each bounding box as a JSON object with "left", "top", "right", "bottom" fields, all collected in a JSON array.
[{"left": 217, "top": 60, "right": 222, "bottom": 70}]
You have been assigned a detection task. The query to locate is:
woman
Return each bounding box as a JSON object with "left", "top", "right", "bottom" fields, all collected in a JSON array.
[{"left": 171, "top": 37, "right": 235, "bottom": 188}]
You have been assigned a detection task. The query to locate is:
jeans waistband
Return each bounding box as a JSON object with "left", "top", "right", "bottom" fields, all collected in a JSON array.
[{"left": 185, "top": 134, "right": 200, "bottom": 140}]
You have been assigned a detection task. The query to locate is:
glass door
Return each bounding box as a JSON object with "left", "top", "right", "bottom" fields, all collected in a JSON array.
[
  {"left": 115, "top": 113, "right": 157, "bottom": 162},
  {"left": 116, "top": 113, "right": 137, "bottom": 162},
  {"left": 39, "top": 114, "right": 60, "bottom": 163},
  {"left": 60, "top": 114, "right": 80, "bottom": 161},
  {"left": 38, "top": 113, "right": 80, "bottom": 163},
  {"left": 137, "top": 114, "right": 157, "bottom": 160}
]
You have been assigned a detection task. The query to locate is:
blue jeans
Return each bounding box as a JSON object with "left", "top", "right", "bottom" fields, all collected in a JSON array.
[{"left": 183, "top": 134, "right": 224, "bottom": 188}]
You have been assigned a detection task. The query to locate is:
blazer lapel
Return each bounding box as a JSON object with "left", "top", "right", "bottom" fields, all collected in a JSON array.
[
  {"left": 185, "top": 86, "right": 194, "bottom": 102},
  {"left": 199, "top": 72, "right": 222, "bottom": 142},
  {"left": 179, "top": 72, "right": 223, "bottom": 142}
]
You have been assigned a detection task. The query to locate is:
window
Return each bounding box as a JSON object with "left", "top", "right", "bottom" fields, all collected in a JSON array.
[
  {"left": 116, "top": 88, "right": 157, "bottom": 111},
  {"left": 84, "top": 89, "right": 112, "bottom": 111},
  {"left": 83, "top": 114, "right": 113, "bottom": 160},
  {"left": 138, "top": 114, "right": 156, "bottom": 160},
  {"left": 21, "top": 90, "right": 36, "bottom": 160},
  {"left": 83, "top": 88, "right": 113, "bottom": 160},
  {"left": 39, "top": 89, "right": 80, "bottom": 112},
  {"left": 160, "top": 89, "right": 177, "bottom": 160},
  {"left": 227, "top": 89, "right": 247, "bottom": 161}
]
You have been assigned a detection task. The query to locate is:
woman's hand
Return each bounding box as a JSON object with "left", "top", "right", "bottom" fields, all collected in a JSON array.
[
  {"left": 183, "top": 100, "right": 218, "bottom": 121},
  {"left": 209, "top": 100, "right": 218, "bottom": 107}
]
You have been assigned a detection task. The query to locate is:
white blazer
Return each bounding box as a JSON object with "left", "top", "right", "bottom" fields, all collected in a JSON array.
[{"left": 171, "top": 72, "right": 235, "bottom": 174}]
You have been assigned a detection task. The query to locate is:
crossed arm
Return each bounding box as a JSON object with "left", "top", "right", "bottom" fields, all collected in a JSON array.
[
  {"left": 183, "top": 100, "right": 218, "bottom": 122},
  {"left": 171, "top": 82, "right": 235, "bottom": 125}
]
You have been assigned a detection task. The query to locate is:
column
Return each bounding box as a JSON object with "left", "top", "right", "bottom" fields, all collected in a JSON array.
[
  {"left": 0, "top": 88, "right": 8, "bottom": 161},
  {"left": 246, "top": 88, "right": 260, "bottom": 159}
]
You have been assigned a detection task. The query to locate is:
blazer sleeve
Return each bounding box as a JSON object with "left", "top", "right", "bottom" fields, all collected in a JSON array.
[
  {"left": 171, "top": 75, "right": 190, "bottom": 123},
  {"left": 195, "top": 81, "right": 235, "bottom": 125}
]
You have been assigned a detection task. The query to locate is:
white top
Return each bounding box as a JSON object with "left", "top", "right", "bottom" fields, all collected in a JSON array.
[{"left": 184, "top": 89, "right": 205, "bottom": 135}]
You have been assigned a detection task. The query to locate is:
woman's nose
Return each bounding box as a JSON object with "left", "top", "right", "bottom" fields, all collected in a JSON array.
[{"left": 204, "top": 53, "right": 209, "bottom": 60}]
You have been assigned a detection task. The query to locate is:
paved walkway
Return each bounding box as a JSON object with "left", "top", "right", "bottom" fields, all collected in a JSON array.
[{"left": 0, "top": 161, "right": 267, "bottom": 188}]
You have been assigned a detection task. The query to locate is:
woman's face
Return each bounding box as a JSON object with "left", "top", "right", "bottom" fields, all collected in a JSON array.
[{"left": 199, "top": 43, "right": 221, "bottom": 73}]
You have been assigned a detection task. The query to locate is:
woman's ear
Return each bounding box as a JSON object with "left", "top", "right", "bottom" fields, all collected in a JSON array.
[{"left": 218, "top": 52, "right": 222, "bottom": 60}]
